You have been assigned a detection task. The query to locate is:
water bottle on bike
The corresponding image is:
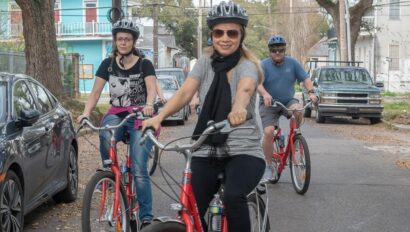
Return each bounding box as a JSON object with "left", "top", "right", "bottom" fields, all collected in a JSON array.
[{"left": 208, "top": 193, "right": 223, "bottom": 232}]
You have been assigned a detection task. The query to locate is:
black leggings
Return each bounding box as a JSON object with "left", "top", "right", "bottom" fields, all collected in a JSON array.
[{"left": 191, "top": 155, "right": 265, "bottom": 232}]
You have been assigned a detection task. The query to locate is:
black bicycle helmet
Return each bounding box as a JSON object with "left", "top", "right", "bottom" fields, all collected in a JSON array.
[
  {"left": 207, "top": 1, "right": 248, "bottom": 29},
  {"left": 268, "top": 35, "right": 286, "bottom": 47},
  {"left": 112, "top": 18, "right": 140, "bottom": 39}
]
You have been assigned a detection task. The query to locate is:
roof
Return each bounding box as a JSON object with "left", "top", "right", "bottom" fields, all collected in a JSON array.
[{"left": 307, "top": 37, "right": 328, "bottom": 57}]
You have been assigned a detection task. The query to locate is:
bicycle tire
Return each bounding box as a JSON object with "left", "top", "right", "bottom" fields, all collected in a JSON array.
[
  {"left": 82, "top": 171, "right": 130, "bottom": 232},
  {"left": 247, "top": 192, "right": 270, "bottom": 232},
  {"left": 140, "top": 220, "right": 186, "bottom": 231},
  {"left": 149, "top": 146, "right": 159, "bottom": 176},
  {"left": 269, "top": 139, "right": 281, "bottom": 184},
  {"left": 289, "top": 134, "right": 311, "bottom": 195}
]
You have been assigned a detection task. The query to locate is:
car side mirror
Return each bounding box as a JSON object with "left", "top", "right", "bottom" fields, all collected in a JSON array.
[
  {"left": 375, "top": 82, "right": 384, "bottom": 88},
  {"left": 18, "top": 108, "right": 40, "bottom": 127}
]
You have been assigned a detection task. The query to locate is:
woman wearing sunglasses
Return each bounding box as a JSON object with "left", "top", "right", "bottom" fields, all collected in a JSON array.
[
  {"left": 143, "top": 1, "right": 265, "bottom": 231},
  {"left": 257, "top": 35, "right": 317, "bottom": 183}
]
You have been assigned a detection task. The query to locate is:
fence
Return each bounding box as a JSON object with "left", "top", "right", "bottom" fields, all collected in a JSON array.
[{"left": 0, "top": 51, "right": 79, "bottom": 97}]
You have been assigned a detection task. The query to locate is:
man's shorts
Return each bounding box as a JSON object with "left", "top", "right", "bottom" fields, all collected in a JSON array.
[{"left": 259, "top": 98, "right": 299, "bottom": 128}]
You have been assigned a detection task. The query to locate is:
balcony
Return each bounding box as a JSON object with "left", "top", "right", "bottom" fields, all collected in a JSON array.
[
  {"left": 5, "top": 21, "right": 112, "bottom": 38},
  {"left": 360, "top": 16, "right": 375, "bottom": 36}
]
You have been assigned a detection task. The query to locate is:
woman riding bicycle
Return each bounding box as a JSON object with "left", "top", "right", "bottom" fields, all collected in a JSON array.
[
  {"left": 143, "top": 1, "right": 265, "bottom": 231},
  {"left": 77, "top": 18, "right": 156, "bottom": 229}
]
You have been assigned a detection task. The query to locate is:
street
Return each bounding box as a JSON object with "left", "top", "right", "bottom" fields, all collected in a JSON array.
[{"left": 23, "top": 114, "right": 410, "bottom": 231}]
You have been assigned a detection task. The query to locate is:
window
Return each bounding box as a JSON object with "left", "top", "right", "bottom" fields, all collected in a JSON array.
[
  {"left": 389, "top": 44, "right": 400, "bottom": 71},
  {"left": 85, "top": 0, "right": 97, "bottom": 23},
  {"left": 13, "top": 81, "right": 37, "bottom": 118},
  {"left": 29, "top": 82, "right": 54, "bottom": 114},
  {"left": 389, "top": 0, "right": 400, "bottom": 20}
]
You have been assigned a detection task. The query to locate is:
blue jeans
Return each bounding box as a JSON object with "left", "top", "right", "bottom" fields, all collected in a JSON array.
[{"left": 99, "top": 114, "right": 153, "bottom": 221}]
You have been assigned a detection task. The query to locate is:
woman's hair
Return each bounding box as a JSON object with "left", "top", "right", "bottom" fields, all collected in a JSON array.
[{"left": 204, "top": 29, "right": 264, "bottom": 84}]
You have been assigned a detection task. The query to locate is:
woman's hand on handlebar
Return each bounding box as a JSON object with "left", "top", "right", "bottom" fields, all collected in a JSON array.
[
  {"left": 143, "top": 104, "right": 154, "bottom": 117},
  {"left": 262, "top": 93, "right": 273, "bottom": 106},
  {"left": 228, "top": 106, "right": 247, "bottom": 127},
  {"left": 142, "top": 115, "right": 162, "bottom": 132},
  {"left": 77, "top": 114, "right": 89, "bottom": 124}
]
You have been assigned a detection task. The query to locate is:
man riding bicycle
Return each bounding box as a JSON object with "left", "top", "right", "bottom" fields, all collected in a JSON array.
[{"left": 258, "top": 35, "right": 317, "bottom": 183}]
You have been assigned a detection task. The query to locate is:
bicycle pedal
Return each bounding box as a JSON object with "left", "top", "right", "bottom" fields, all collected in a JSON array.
[{"left": 170, "top": 203, "right": 182, "bottom": 211}]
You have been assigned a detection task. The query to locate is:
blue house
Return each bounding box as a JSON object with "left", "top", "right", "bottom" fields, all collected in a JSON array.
[{"left": 0, "top": 0, "right": 174, "bottom": 93}]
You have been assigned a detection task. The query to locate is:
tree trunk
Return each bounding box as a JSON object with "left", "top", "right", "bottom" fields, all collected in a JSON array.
[
  {"left": 316, "top": 0, "right": 373, "bottom": 62},
  {"left": 15, "top": 0, "right": 64, "bottom": 99}
]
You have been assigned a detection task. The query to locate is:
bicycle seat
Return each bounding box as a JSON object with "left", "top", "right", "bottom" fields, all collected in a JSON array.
[{"left": 121, "top": 131, "right": 131, "bottom": 144}]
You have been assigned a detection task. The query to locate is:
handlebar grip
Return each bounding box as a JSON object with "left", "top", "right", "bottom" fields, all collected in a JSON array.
[
  {"left": 80, "top": 117, "right": 89, "bottom": 125},
  {"left": 140, "top": 127, "right": 156, "bottom": 145}
]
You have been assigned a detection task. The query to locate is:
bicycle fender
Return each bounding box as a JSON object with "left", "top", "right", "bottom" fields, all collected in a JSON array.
[{"left": 153, "top": 216, "right": 184, "bottom": 225}]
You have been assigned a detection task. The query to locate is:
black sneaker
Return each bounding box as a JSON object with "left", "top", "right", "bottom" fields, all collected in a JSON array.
[{"left": 140, "top": 220, "right": 151, "bottom": 230}]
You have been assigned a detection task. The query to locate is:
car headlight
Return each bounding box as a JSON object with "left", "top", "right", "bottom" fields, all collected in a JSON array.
[
  {"left": 369, "top": 100, "right": 381, "bottom": 104},
  {"left": 369, "top": 93, "right": 381, "bottom": 98},
  {"left": 321, "top": 92, "right": 337, "bottom": 97}
]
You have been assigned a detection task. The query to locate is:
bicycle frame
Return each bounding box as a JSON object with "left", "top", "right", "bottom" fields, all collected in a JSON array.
[
  {"left": 142, "top": 120, "right": 267, "bottom": 232},
  {"left": 80, "top": 111, "right": 145, "bottom": 229},
  {"left": 271, "top": 102, "right": 311, "bottom": 174}
]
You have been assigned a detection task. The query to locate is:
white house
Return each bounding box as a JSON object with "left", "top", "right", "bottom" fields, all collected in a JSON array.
[{"left": 356, "top": 0, "right": 410, "bottom": 92}]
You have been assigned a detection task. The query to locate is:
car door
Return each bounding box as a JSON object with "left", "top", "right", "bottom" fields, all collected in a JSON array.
[
  {"left": 12, "top": 80, "right": 50, "bottom": 203},
  {"left": 28, "top": 81, "right": 66, "bottom": 193}
]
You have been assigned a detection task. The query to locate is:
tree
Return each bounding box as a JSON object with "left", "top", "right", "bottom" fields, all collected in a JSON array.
[
  {"left": 316, "top": 0, "right": 373, "bottom": 60},
  {"left": 15, "top": 0, "right": 64, "bottom": 99}
]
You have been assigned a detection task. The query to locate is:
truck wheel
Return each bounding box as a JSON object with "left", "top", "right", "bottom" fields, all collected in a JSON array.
[
  {"left": 315, "top": 110, "right": 325, "bottom": 123},
  {"left": 369, "top": 117, "right": 381, "bottom": 124}
]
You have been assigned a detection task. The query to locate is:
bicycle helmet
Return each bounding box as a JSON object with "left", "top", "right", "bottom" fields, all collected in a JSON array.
[
  {"left": 112, "top": 18, "right": 140, "bottom": 39},
  {"left": 268, "top": 35, "right": 286, "bottom": 46},
  {"left": 207, "top": 1, "right": 248, "bottom": 29}
]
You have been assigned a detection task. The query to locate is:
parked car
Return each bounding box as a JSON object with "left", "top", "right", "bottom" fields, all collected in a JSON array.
[
  {"left": 157, "top": 75, "right": 189, "bottom": 124},
  {"left": 155, "top": 67, "right": 186, "bottom": 88},
  {"left": 302, "top": 64, "right": 384, "bottom": 124},
  {"left": 0, "top": 72, "right": 78, "bottom": 230}
]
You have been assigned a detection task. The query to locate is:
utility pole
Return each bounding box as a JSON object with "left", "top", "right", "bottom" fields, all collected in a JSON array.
[
  {"left": 268, "top": 0, "right": 273, "bottom": 34},
  {"left": 153, "top": 1, "right": 159, "bottom": 68},
  {"left": 339, "top": 0, "right": 348, "bottom": 61},
  {"left": 197, "top": 0, "right": 203, "bottom": 58},
  {"left": 289, "top": 0, "right": 294, "bottom": 57},
  {"left": 344, "top": 0, "right": 352, "bottom": 62},
  {"left": 112, "top": 0, "right": 121, "bottom": 22}
]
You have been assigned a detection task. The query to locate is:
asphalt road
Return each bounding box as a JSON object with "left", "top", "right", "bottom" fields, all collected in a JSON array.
[{"left": 23, "top": 114, "right": 410, "bottom": 231}]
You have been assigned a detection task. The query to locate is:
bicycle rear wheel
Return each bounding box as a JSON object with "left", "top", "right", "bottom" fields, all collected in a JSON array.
[
  {"left": 269, "top": 139, "right": 281, "bottom": 184},
  {"left": 289, "top": 134, "right": 311, "bottom": 195},
  {"left": 82, "top": 171, "right": 130, "bottom": 232},
  {"left": 247, "top": 192, "right": 270, "bottom": 232},
  {"left": 141, "top": 221, "right": 186, "bottom": 231}
]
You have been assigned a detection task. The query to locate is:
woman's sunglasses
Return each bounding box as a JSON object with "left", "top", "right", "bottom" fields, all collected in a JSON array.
[
  {"left": 270, "top": 48, "right": 286, "bottom": 54},
  {"left": 212, "top": 29, "right": 240, "bottom": 39}
]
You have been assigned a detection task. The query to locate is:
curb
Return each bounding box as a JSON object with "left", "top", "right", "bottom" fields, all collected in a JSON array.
[{"left": 382, "top": 120, "right": 410, "bottom": 131}]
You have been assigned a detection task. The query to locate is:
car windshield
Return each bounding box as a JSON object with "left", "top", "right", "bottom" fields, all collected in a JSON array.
[
  {"left": 319, "top": 68, "right": 373, "bottom": 85},
  {"left": 159, "top": 78, "right": 178, "bottom": 91},
  {"left": 156, "top": 70, "right": 184, "bottom": 86}
]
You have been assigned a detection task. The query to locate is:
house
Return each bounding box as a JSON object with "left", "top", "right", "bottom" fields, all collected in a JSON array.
[
  {"left": 0, "top": 0, "right": 180, "bottom": 93},
  {"left": 355, "top": 0, "right": 410, "bottom": 93}
]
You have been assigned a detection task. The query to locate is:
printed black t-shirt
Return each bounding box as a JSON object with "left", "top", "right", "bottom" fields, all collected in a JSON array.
[{"left": 96, "top": 57, "right": 156, "bottom": 107}]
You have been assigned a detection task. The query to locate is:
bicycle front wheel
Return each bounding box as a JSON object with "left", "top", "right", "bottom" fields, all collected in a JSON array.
[
  {"left": 247, "top": 192, "right": 270, "bottom": 232},
  {"left": 141, "top": 221, "right": 186, "bottom": 231},
  {"left": 82, "top": 171, "right": 130, "bottom": 232},
  {"left": 269, "top": 138, "right": 282, "bottom": 184},
  {"left": 289, "top": 134, "right": 311, "bottom": 195},
  {"left": 149, "top": 146, "right": 159, "bottom": 176}
]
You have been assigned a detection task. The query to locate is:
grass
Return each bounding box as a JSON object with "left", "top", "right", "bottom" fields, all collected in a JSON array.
[{"left": 383, "top": 100, "right": 410, "bottom": 121}]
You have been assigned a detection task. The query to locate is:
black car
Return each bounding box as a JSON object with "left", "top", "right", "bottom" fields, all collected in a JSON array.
[{"left": 0, "top": 72, "right": 78, "bottom": 231}]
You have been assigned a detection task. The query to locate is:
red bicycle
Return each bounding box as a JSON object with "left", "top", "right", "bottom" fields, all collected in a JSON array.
[
  {"left": 79, "top": 108, "right": 148, "bottom": 232},
  {"left": 141, "top": 120, "right": 270, "bottom": 232},
  {"left": 268, "top": 100, "right": 313, "bottom": 195}
]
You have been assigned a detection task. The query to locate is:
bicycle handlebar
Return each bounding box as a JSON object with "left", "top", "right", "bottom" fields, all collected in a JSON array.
[
  {"left": 141, "top": 120, "right": 255, "bottom": 152},
  {"left": 271, "top": 100, "right": 314, "bottom": 112},
  {"left": 77, "top": 109, "right": 149, "bottom": 134}
]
